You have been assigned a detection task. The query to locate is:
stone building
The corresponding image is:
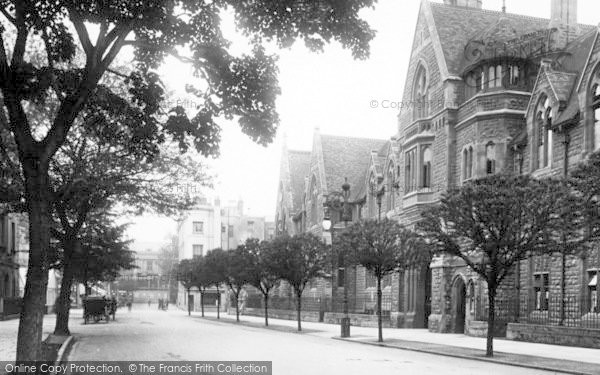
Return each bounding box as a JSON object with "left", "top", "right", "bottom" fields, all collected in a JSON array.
[
  {"left": 272, "top": 0, "right": 600, "bottom": 345},
  {"left": 392, "top": 0, "right": 600, "bottom": 344}
]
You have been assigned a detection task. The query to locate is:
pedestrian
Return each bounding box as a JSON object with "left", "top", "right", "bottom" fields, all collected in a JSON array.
[
  {"left": 127, "top": 301, "right": 132, "bottom": 312},
  {"left": 147, "top": 299, "right": 151, "bottom": 308}
]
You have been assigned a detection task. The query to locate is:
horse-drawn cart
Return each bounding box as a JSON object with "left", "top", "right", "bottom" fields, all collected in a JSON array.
[{"left": 83, "top": 296, "right": 113, "bottom": 324}]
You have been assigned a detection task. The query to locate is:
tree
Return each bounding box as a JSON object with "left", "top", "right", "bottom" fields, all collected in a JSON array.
[
  {"left": 70, "top": 221, "right": 135, "bottom": 294},
  {"left": 570, "top": 151, "right": 600, "bottom": 318},
  {"left": 0, "top": 0, "right": 376, "bottom": 361},
  {"left": 158, "top": 235, "right": 180, "bottom": 303},
  {"left": 189, "top": 255, "right": 207, "bottom": 318},
  {"left": 268, "top": 233, "right": 328, "bottom": 331},
  {"left": 244, "top": 239, "right": 280, "bottom": 326},
  {"left": 341, "top": 218, "right": 419, "bottom": 342},
  {"left": 223, "top": 245, "right": 253, "bottom": 322},
  {"left": 203, "top": 248, "right": 229, "bottom": 320},
  {"left": 419, "top": 174, "right": 565, "bottom": 357},
  {"left": 176, "top": 259, "right": 195, "bottom": 316}
]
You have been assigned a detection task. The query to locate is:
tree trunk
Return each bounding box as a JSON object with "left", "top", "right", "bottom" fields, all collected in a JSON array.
[
  {"left": 16, "top": 168, "right": 52, "bottom": 362},
  {"left": 264, "top": 294, "right": 269, "bottom": 326},
  {"left": 54, "top": 238, "right": 80, "bottom": 336},
  {"left": 560, "top": 248, "right": 566, "bottom": 326},
  {"left": 216, "top": 286, "right": 220, "bottom": 319},
  {"left": 200, "top": 291, "right": 205, "bottom": 317},
  {"left": 377, "top": 275, "right": 383, "bottom": 343},
  {"left": 54, "top": 263, "right": 74, "bottom": 336},
  {"left": 235, "top": 290, "right": 240, "bottom": 322},
  {"left": 187, "top": 288, "right": 191, "bottom": 316},
  {"left": 296, "top": 291, "right": 302, "bottom": 332},
  {"left": 486, "top": 288, "right": 496, "bottom": 357}
]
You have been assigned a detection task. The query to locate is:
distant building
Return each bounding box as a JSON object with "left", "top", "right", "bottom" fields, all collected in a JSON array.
[
  {"left": 0, "top": 212, "right": 60, "bottom": 315},
  {"left": 176, "top": 196, "right": 270, "bottom": 311},
  {"left": 116, "top": 249, "right": 171, "bottom": 304}
]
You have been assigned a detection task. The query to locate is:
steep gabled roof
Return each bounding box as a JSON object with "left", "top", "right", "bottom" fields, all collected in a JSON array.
[
  {"left": 429, "top": 1, "right": 595, "bottom": 75},
  {"left": 319, "top": 134, "right": 387, "bottom": 200},
  {"left": 287, "top": 150, "right": 311, "bottom": 213},
  {"left": 546, "top": 30, "right": 597, "bottom": 125}
]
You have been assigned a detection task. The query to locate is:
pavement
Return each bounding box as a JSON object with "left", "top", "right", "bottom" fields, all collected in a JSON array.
[
  {"left": 2, "top": 306, "right": 599, "bottom": 374},
  {"left": 65, "top": 307, "right": 560, "bottom": 375},
  {"left": 0, "top": 314, "right": 55, "bottom": 362},
  {"left": 199, "top": 311, "right": 600, "bottom": 375}
]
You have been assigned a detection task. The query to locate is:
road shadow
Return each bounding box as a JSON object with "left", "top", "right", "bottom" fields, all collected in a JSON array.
[{"left": 194, "top": 315, "right": 325, "bottom": 334}]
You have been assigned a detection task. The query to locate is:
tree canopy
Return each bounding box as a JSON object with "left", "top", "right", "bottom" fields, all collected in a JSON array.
[{"left": 419, "top": 174, "right": 566, "bottom": 357}]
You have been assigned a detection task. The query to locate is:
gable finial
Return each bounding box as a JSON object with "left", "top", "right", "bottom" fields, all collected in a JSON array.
[{"left": 502, "top": 0, "right": 506, "bottom": 13}]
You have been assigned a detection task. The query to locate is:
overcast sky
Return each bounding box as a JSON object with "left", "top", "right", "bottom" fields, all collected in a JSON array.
[{"left": 126, "top": 0, "right": 600, "bottom": 249}]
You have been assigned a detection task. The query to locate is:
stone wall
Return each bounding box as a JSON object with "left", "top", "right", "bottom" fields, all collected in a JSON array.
[{"left": 507, "top": 323, "right": 600, "bottom": 348}]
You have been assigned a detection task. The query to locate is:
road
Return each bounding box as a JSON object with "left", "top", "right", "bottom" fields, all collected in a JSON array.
[{"left": 66, "top": 307, "right": 563, "bottom": 375}]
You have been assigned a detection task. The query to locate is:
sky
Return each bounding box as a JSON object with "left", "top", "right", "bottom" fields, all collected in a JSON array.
[{"left": 125, "top": 0, "right": 600, "bottom": 249}]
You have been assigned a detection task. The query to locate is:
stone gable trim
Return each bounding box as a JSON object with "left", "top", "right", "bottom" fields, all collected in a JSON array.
[
  {"left": 576, "top": 29, "right": 600, "bottom": 93},
  {"left": 422, "top": 0, "right": 450, "bottom": 81},
  {"left": 455, "top": 109, "right": 527, "bottom": 130},
  {"left": 526, "top": 65, "right": 548, "bottom": 119}
]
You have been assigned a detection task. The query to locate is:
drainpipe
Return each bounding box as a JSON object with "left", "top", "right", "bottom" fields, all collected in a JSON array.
[{"left": 560, "top": 131, "right": 570, "bottom": 325}]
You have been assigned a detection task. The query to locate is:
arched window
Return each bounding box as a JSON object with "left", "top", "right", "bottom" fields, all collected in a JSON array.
[
  {"left": 592, "top": 83, "right": 600, "bottom": 151},
  {"left": 536, "top": 96, "right": 553, "bottom": 169},
  {"left": 468, "top": 281, "right": 476, "bottom": 315},
  {"left": 488, "top": 66, "right": 496, "bottom": 88},
  {"left": 413, "top": 66, "right": 429, "bottom": 120},
  {"left": 510, "top": 65, "right": 520, "bottom": 86},
  {"left": 486, "top": 142, "right": 496, "bottom": 175},
  {"left": 422, "top": 147, "right": 432, "bottom": 188},
  {"left": 462, "top": 146, "right": 473, "bottom": 181},
  {"left": 3, "top": 274, "right": 9, "bottom": 297},
  {"left": 466, "top": 72, "right": 477, "bottom": 99},
  {"left": 386, "top": 165, "right": 394, "bottom": 212},
  {"left": 405, "top": 149, "right": 417, "bottom": 192},
  {"left": 310, "top": 176, "right": 318, "bottom": 225},
  {"left": 368, "top": 173, "right": 377, "bottom": 217}
]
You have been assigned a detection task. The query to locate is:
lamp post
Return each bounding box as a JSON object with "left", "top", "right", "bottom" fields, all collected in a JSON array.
[
  {"left": 340, "top": 178, "right": 351, "bottom": 337},
  {"left": 323, "top": 178, "right": 352, "bottom": 337}
]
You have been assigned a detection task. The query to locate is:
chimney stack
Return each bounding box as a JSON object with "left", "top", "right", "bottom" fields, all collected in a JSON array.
[
  {"left": 444, "top": 0, "right": 483, "bottom": 9},
  {"left": 551, "top": 0, "right": 577, "bottom": 27}
]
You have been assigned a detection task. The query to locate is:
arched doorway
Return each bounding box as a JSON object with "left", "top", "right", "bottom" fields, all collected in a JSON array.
[{"left": 452, "top": 277, "right": 466, "bottom": 334}]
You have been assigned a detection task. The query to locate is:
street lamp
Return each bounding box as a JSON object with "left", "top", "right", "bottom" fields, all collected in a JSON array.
[
  {"left": 340, "top": 178, "right": 351, "bottom": 338},
  {"left": 323, "top": 178, "right": 353, "bottom": 338}
]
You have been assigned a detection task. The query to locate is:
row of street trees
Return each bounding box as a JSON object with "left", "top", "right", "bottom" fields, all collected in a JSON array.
[
  {"left": 179, "top": 220, "right": 428, "bottom": 341},
  {"left": 178, "top": 152, "right": 600, "bottom": 358}
]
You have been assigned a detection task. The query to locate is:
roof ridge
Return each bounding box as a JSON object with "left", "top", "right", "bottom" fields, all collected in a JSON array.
[
  {"left": 319, "top": 133, "right": 388, "bottom": 143},
  {"left": 429, "top": 1, "right": 595, "bottom": 29}
]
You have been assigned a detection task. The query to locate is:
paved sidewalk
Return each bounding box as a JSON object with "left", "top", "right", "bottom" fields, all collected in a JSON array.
[
  {"left": 0, "top": 314, "right": 54, "bottom": 362},
  {"left": 194, "top": 311, "right": 600, "bottom": 375}
]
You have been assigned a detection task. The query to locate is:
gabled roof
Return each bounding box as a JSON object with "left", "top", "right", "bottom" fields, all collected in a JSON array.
[
  {"left": 545, "top": 30, "right": 597, "bottom": 125},
  {"left": 545, "top": 71, "right": 578, "bottom": 103},
  {"left": 287, "top": 150, "right": 311, "bottom": 213},
  {"left": 319, "top": 134, "right": 387, "bottom": 200},
  {"left": 429, "top": 1, "right": 595, "bottom": 75}
]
